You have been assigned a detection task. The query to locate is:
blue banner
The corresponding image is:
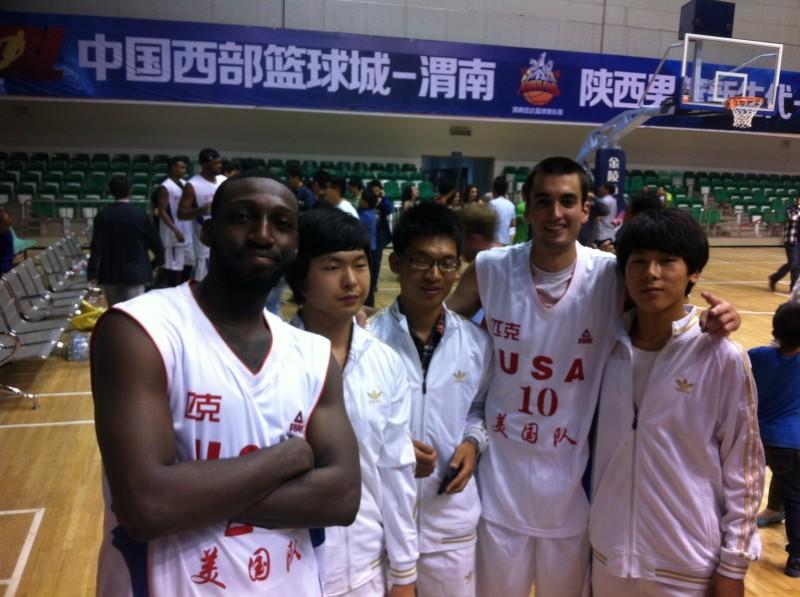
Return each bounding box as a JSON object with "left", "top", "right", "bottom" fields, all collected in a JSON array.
[
  {"left": 1, "top": 10, "right": 798, "bottom": 133},
  {"left": 594, "top": 148, "right": 627, "bottom": 211}
]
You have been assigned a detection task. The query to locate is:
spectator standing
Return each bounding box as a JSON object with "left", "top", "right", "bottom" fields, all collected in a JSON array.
[
  {"left": 288, "top": 165, "right": 317, "bottom": 211},
  {"left": 87, "top": 175, "right": 164, "bottom": 306},
  {"left": 488, "top": 176, "right": 515, "bottom": 245},
  {"left": 749, "top": 301, "right": 800, "bottom": 578},
  {"left": 769, "top": 193, "right": 800, "bottom": 292},
  {"left": 593, "top": 182, "right": 618, "bottom": 246}
]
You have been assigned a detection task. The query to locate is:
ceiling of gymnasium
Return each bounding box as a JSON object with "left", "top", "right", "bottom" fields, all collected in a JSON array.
[{"left": 1, "top": 98, "right": 798, "bottom": 172}]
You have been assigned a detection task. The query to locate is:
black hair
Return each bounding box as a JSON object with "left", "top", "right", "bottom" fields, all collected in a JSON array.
[
  {"left": 392, "top": 201, "right": 463, "bottom": 257},
  {"left": 312, "top": 169, "right": 331, "bottom": 188},
  {"left": 600, "top": 181, "right": 617, "bottom": 195},
  {"left": 221, "top": 159, "right": 240, "bottom": 174},
  {"left": 401, "top": 185, "right": 416, "bottom": 202},
  {"left": 348, "top": 177, "right": 364, "bottom": 191},
  {"left": 367, "top": 179, "right": 382, "bottom": 191},
  {"left": 773, "top": 301, "right": 800, "bottom": 352},
  {"left": 616, "top": 208, "right": 709, "bottom": 296},
  {"left": 210, "top": 169, "right": 295, "bottom": 219},
  {"left": 287, "top": 206, "right": 370, "bottom": 304},
  {"left": 108, "top": 175, "right": 131, "bottom": 199},
  {"left": 522, "top": 156, "right": 591, "bottom": 205},
  {"left": 438, "top": 180, "right": 455, "bottom": 196},
  {"left": 492, "top": 175, "right": 508, "bottom": 196},
  {"left": 198, "top": 148, "right": 220, "bottom": 163},
  {"left": 167, "top": 156, "right": 185, "bottom": 169},
  {"left": 627, "top": 191, "right": 663, "bottom": 219},
  {"left": 328, "top": 176, "right": 346, "bottom": 197},
  {"left": 361, "top": 188, "right": 378, "bottom": 209},
  {"left": 286, "top": 165, "right": 303, "bottom": 179},
  {"left": 466, "top": 183, "right": 480, "bottom": 200}
]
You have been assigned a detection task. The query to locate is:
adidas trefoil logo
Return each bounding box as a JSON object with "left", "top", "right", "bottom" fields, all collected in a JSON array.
[
  {"left": 675, "top": 378, "right": 694, "bottom": 394},
  {"left": 368, "top": 390, "right": 382, "bottom": 403},
  {"left": 453, "top": 370, "right": 466, "bottom": 383}
]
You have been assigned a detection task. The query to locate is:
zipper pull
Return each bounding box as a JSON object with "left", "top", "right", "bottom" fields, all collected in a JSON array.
[{"left": 632, "top": 411, "right": 638, "bottom": 430}]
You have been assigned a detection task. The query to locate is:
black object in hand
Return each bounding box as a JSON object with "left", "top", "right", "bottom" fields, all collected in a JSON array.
[{"left": 437, "top": 465, "right": 461, "bottom": 495}]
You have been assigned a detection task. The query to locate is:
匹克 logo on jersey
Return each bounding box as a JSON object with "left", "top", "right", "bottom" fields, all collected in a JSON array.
[{"left": 517, "top": 52, "right": 561, "bottom": 107}]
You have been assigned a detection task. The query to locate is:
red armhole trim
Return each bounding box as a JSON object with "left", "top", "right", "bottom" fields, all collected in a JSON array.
[
  {"left": 304, "top": 350, "right": 332, "bottom": 440},
  {"left": 100, "top": 307, "right": 170, "bottom": 396}
]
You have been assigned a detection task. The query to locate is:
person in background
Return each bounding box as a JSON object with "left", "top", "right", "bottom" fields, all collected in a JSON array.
[
  {"left": 749, "top": 301, "right": 800, "bottom": 578},
  {"left": 593, "top": 182, "right": 618, "bottom": 247},
  {"left": 0, "top": 208, "right": 15, "bottom": 273},
  {"left": 488, "top": 176, "right": 515, "bottom": 245},
  {"left": 358, "top": 189, "right": 379, "bottom": 307},
  {"left": 769, "top": 192, "right": 800, "bottom": 293},
  {"left": 372, "top": 179, "right": 394, "bottom": 292},
  {"left": 327, "top": 176, "right": 359, "bottom": 219},
  {"left": 436, "top": 181, "right": 457, "bottom": 207},
  {"left": 221, "top": 159, "right": 240, "bottom": 178},
  {"left": 288, "top": 165, "right": 317, "bottom": 211},
  {"left": 465, "top": 184, "right": 480, "bottom": 205},
  {"left": 312, "top": 169, "right": 332, "bottom": 206},
  {"left": 401, "top": 185, "right": 418, "bottom": 212},
  {"left": 88, "top": 175, "right": 164, "bottom": 306},
  {"left": 349, "top": 177, "right": 365, "bottom": 208}
]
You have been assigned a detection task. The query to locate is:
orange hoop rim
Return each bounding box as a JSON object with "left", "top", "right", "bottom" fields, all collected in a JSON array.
[{"left": 725, "top": 96, "right": 764, "bottom": 110}]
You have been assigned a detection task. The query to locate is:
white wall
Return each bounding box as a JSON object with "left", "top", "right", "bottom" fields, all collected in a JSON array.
[{"left": 5, "top": 1, "right": 800, "bottom": 69}]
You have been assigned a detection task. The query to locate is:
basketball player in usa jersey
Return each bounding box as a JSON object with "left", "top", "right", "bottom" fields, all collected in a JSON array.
[
  {"left": 91, "top": 173, "right": 361, "bottom": 596},
  {"left": 447, "top": 157, "right": 740, "bottom": 597}
]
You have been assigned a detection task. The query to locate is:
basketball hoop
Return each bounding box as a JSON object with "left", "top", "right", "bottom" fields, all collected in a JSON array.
[{"left": 725, "top": 96, "right": 764, "bottom": 129}]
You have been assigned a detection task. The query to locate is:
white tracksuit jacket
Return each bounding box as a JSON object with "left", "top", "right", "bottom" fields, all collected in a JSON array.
[
  {"left": 368, "top": 301, "right": 493, "bottom": 554},
  {"left": 589, "top": 306, "right": 764, "bottom": 590},
  {"left": 291, "top": 317, "right": 418, "bottom": 594}
]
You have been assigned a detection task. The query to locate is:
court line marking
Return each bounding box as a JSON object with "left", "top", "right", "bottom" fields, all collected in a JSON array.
[
  {"left": 0, "top": 508, "right": 45, "bottom": 597},
  {"left": 701, "top": 280, "right": 790, "bottom": 286},
  {"left": 36, "top": 391, "right": 91, "bottom": 398},
  {"left": 0, "top": 420, "right": 94, "bottom": 430},
  {"left": 689, "top": 304, "right": 776, "bottom": 316}
]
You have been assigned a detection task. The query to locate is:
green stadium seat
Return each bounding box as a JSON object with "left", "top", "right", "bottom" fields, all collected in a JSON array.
[
  {"left": 384, "top": 181, "right": 401, "bottom": 199},
  {"left": 20, "top": 172, "right": 40, "bottom": 187},
  {"left": 132, "top": 154, "right": 151, "bottom": 165},
  {"left": 9, "top": 152, "right": 27, "bottom": 162},
  {"left": 369, "top": 162, "right": 384, "bottom": 172},
  {"left": 267, "top": 158, "right": 284, "bottom": 169},
  {"left": 152, "top": 154, "right": 169, "bottom": 164},
  {"left": 71, "top": 153, "right": 90, "bottom": 163},
  {"left": 111, "top": 153, "right": 130, "bottom": 164},
  {"left": 320, "top": 160, "right": 335, "bottom": 170},
  {"left": 49, "top": 160, "right": 68, "bottom": 174},
  {"left": 51, "top": 152, "right": 69, "bottom": 162},
  {"left": 285, "top": 159, "right": 301, "bottom": 169},
  {"left": 84, "top": 172, "right": 108, "bottom": 195},
  {"left": 16, "top": 182, "right": 36, "bottom": 203},
  {"left": 39, "top": 182, "right": 60, "bottom": 199},
  {"left": 352, "top": 162, "right": 367, "bottom": 172},
  {"left": 401, "top": 163, "right": 417, "bottom": 172},
  {"left": 0, "top": 183, "right": 13, "bottom": 204},
  {"left": 336, "top": 161, "right": 351, "bottom": 172},
  {"left": 418, "top": 181, "right": 435, "bottom": 201},
  {"left": 6, "top": 160, "right": 25, "bottom": 173},
  {"left": 70, "top": 160, "right": 88, "bottom": 172}
]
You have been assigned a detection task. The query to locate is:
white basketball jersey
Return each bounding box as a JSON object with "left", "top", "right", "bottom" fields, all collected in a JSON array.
[
  {"left": 96, "top": 283, "right": 331, "bottom": 596},
  {"left": 475, "top": 241, "right": 622, "bottom": 538},
  {"left": 158, "top": 177, "right": 192, "bottom": 247},
  {"left": 188, "top": 174, "right": 226, "bottom": 261}
]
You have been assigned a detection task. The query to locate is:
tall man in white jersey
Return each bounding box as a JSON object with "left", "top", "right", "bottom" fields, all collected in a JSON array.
[
  {"left": 179, "top": 148, "right": 226, "bottom": 281},
  {"left": 157, "top": 157, "right": 192, "bottom": 286},
  {"left": 91, "top": 173, "right": 361, "bottom": 596},
  {"left": 447, "top": 157, "right": 741, "bottom": 597}
]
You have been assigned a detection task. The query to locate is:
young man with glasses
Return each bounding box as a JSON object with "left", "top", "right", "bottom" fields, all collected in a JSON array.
[{"left": 368, "top": 203, "right": 492, "bottom": 597}]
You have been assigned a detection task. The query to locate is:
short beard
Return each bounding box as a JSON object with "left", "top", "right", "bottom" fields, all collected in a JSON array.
[{"left": 210, "top": 249, "right": 295, "bottom": 296}]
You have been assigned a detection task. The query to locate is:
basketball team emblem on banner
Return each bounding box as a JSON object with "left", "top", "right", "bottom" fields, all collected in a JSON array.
[{"left": 518, "top": 52, "right": 561, "bottom": 106}]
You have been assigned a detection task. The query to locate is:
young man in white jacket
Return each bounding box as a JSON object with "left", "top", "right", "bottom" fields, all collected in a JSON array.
[
  {"left": 287, "top": 207, "right": 418, "bottom": 596},
  {"left": 590, "top": 208, "right": 764, "bottom": 596},
  {"left": 368, "top": 202, "right": 492, "bottom": 597}
]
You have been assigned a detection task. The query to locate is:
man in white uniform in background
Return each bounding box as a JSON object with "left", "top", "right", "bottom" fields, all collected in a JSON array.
[
  {"left": 179, "top": 147, "right": 226, "bottom": 280},
  {"left": 156, "top": 157, "right": 192, "bottom": 286},
  {"left": 488, "top": 175, "right": 515, "bottom": 245}
]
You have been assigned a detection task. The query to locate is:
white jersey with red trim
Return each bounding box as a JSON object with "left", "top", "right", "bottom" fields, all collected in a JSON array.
[
  {"left": 187, "top": 174, "right": 225, "bottom": 259},
  {"left": 158, "top": 177, "right": 191, "bottom": 247},
  {"left": 474, "top": 241, "right": 622, "bottom": 538},
  {"left": 96, "top": 283, "right": 331, "bottom": 596}
]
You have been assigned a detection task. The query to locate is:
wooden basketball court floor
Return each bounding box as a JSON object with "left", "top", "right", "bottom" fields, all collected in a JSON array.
[{"left": 0, "top": 246, "right": 797, "bottom": 596}]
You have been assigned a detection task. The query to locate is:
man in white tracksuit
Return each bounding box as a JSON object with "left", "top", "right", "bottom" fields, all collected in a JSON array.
[
  {"left": 287, "top": 207, "right": 418, "bottom": 596},
  {"left": 369, "top": 202, "right": 492, "bottom": 597},
  {"left": 590, "top": 208, "right": 763, "bottom": 596}
]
